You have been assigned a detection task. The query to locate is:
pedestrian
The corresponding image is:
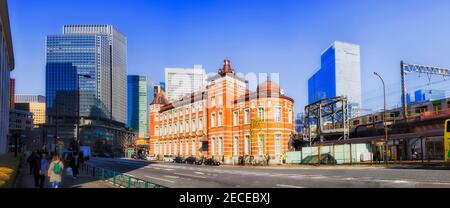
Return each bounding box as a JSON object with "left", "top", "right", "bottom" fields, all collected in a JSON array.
[
  {"left": 266, "top": 154, "right": 270, "bottom": 166},
  {"left": 32, "top": 153, "right": 42, "bottom": 188},
  {"left": 282, "top": 152, "right": 287, "bottom": 164},
  {"left": 48, "top": 154, "right": 64, "bottom": 188},
  {"left": 78, "top": 151, "right": 85, "bottom": 171},
  {"left": 27, "top": 151, "right": 38, "bottom": 175},
  {"left": 38, "top": 153, "right": 49, "bottom": 188},
  {"left": 70, "top": 154, "right": 79, "bottom": 179}
]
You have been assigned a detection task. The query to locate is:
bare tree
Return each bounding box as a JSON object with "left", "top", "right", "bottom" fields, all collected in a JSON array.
[{"left": 119, "top": 132, "right": 136, "bottom": 157}]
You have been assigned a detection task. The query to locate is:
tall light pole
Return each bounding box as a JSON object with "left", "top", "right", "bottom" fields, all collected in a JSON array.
[
  {"left": 374, "top": 72, "right": 389, "bottom": 165},
  {"left": 77, "top": 74, "right": 92, "bottom": 154}
]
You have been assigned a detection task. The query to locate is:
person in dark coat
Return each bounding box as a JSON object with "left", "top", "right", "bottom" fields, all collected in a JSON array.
[
  {"left": 70, "top": 154, "right": 78, "bottom": 179},
  {"left": 27, "top": 151, "right": 38, "bottom": 175},
  {"left": 31, "top": 154, "right": 42, "bottom": 188}
]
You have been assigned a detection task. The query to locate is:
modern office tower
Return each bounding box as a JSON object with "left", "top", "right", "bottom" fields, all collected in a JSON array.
[
  {"left": 308, "top": 41, "right": 362, "bottom": 118},
  {"left": 46, "top": 34, "right": 112, "bottom": 121},
  {"left": 414, "top": 89, "right": 446, "bottom": 103},
  {"left": 9, "top": 78, "right": 14, "bottom": 109},
  {"left": 147, "top": 78, "right": 155, "bottom": 104},
  {"left": 165, "top": 65, "right": 206, "bottom": 101},
  {"left": 127, "top": 75, "right": 149, "bottom": 139},
  {"left": 15, "top": 95, "right": 46, "bottom": 103},
  {"left": 63, "top": 24, "right": 128, "bottom": 124},
  {"left": 0, "top": 0, "right": 15, "bottom": 154},
  {"left": 15, "top": 95, "right": 46, "bottom": 128}
]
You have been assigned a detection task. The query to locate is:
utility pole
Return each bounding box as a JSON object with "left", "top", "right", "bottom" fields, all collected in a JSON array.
[{"left": 374, "top": 72, "right": 389, "bottom": 166}]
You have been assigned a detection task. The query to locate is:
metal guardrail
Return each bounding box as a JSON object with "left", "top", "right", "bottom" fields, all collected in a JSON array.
[{"left": 82, "top": 164, "right": 168, "bottom": 188}]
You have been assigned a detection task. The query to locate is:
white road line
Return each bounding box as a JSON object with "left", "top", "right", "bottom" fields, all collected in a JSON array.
[
  {"left": 165, "top": 175, "right": 180, "bottom": 179},
  {"left": 164, "top": 169, "right": 175, "bottom": 171},
  {"left": 145, "top": 176, "right": 176, "bottom": 183},
  {"left": 195, "top": 172, "right": 205, "bottom": 175},
  {"left": 174, "top": 172, "right": 208, "bottom": 179},
  {"left": 276, "top": 184, "right": 305, "bottom": 188}
]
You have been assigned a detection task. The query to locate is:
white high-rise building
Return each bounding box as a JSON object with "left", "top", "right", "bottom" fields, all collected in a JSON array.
[{"left": 165, "top": 65, "right": 206, "bottom": 101}]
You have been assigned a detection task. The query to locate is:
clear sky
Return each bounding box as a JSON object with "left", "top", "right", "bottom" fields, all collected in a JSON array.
[{"left": 8, "top": 0, "right": 450, "bottom": 113}]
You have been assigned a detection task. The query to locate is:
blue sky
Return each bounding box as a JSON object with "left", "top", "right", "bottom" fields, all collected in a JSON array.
[{"left": 8, "top": 0, "right": 450, "bottom": 113}]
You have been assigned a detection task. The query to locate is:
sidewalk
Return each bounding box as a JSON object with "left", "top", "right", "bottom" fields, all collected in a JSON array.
[{"left": 15, "top": 163, "right": 115, "bottom": 188}]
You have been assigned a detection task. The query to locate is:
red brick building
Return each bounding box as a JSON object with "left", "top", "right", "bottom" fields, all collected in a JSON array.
[{"left": 149, "top": 59, "right": 295, "bottom": 164}]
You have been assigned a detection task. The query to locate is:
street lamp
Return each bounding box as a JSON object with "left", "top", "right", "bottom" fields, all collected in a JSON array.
[
  {"left": 373, "top": 72, "right": 389, "bottom": 165},
  {"left": 76, "top": 74, "right": 93, "bottom": 154}
]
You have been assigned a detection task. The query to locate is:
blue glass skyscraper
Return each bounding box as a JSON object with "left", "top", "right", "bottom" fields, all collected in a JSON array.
[
  {"left": 46, "top": 35, "right": 111, "bottom": 121},
  {"left": 127, "top": 75, "right": 149, "bottom": 139},
  {"left": 308, "top": 41, "right": 362, "bottom": 118}
]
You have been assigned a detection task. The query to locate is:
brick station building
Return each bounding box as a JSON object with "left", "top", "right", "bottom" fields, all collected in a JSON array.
[{"left": 149, "top": 59, "right": 295, "bottom": 164}]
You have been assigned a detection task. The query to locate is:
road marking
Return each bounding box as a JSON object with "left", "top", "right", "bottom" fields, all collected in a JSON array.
[
  {"left": 145, "top": 176, "right": 176, "bottom": 183},
  {"left": 165, "top": 175, "right": 180, "bottom": 179},
  {"left": 164, "top": 169, "right": 175, "bottom": 171},
  {"left": 276, "top": 184, "right": 305, "bottom": 188},
  {"left": 174, "top": 172, "right": 208, "bottom": 179},
  {"left": 195, "top": 172, "right": 205, "bottom": 175}
]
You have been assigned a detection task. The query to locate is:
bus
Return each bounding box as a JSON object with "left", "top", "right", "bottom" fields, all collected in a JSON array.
[{"left": 446, "top": 119, "right": 450, "bottom": 162}]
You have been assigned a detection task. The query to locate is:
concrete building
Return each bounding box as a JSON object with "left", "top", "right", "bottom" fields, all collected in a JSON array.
[
  {"left": 150, "top": 59, "right": 295, "bottom": 165},
  {"left": 15, "top": 100, "right": 46, "bottom": 128},
  {"left": 127, "top": 75, "right": 149, "bottom": 139},
  {"left": 308, "top": 41, "right": 362, "bottom": 118},
  {"left": 9, "top": 109, "right": 33, "bottom": 132},
  {"left": 0, "top": 0, "right": 15, "bottom": 154},
  {"left": 165, "top": 66, "right": 206, "bottom": 101},
  {"left": 15, "top": 95, "right": 46, "bottom": 103}
]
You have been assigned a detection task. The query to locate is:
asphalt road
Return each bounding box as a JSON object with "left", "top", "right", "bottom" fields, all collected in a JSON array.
[{"left": 87, "top": 158, "right": 450, "bottom": 188}]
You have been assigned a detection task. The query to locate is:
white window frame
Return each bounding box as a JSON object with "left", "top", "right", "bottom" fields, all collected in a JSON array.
[
  {"left": 233, "top": 110, "right": 239, "bottom": 126},
  {"left": 244, "top": 108, "right": 250, "bottom": 125},
  {"left": 211, "top": 137, "right": 216, "bottom": 156},
  {"left": 275, "top": 106, "right": 282, "bottom": 122},
  {"left": 192, "top": 140, "right": 196, "bottom": 156},
  {"left": 258, "top": 107, "right": 265, "bottom": 121},
  {"left": 211, "top": 113, "right": 216, "bottom": 128},
  {"left": 218, "top": 137, "right": 223, "bottom": 156},
  {"left": 233, "top": 136, "right": 239, "bottom": 156},
  {"left": 218, "top": 111, "right": 223, "bottom": 127},
  {"left": 275, "top": 134, "right": 282, "bottom": 157},
  {"left": 244, "top": 135, "right": 250, "bottom": 155}
]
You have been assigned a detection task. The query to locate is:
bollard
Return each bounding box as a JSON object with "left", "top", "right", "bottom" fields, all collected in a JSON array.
[{"left": 128, "top": 177, "right": 132, "bottom": 188}]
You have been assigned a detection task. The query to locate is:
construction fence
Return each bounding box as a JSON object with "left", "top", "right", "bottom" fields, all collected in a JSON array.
[{"left": 286, "top": 143, "right": 372, "bottom": 165}]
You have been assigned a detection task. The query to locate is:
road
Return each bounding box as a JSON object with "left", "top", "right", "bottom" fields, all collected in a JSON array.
[{"left": 87, "top": 157, "right": 450, "bottom": 188}]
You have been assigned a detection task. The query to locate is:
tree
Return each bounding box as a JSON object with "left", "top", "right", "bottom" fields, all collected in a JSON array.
[
  {"left": 119, "top": 133, "right": 136, "bottom": 157},
  {"left": 249, "top": 118, "right": 264, "bottom": 157}
]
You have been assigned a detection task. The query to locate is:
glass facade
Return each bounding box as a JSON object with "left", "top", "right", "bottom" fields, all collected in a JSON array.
[
  {"left": 308, "top": 41, "right": 362, "bottom": 118},
  {"left": 46, "top": 35, "right": 111, "bottom": 120},
  {"left": 63, "top": 25, "right": 128, "bottom": 124},
  {"left": 127, "top": 75, "right": 149, "bottom": 138}
]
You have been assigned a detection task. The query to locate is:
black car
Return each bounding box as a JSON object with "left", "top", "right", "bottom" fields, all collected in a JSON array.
[
  {"left": 204, "top": 158, "right": 221, "bottom": 166},
  {"left": 184, "top": 157, "right": 203, "bottom": 165},
  {"left": 174, "top": 157, "right": 184, "bottom": 163}
]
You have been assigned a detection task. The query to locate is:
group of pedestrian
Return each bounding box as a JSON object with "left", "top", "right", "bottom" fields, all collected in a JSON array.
[{"left": 27, "top": 151, "right": 64, "bottom": 188}]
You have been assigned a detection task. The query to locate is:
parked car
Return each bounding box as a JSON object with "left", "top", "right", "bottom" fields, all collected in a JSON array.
[
  {"left": 174, "top": 157, "right": 184, "bottom": 163},
  {"left": 204, "top": 158, "right": 221, "bottom": 166},
  {"left": 184, "top": 157, "right": 203, "bottom": 165},
  {"left": 163, "top": 157, "right": 174, "bottom": 162}
]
